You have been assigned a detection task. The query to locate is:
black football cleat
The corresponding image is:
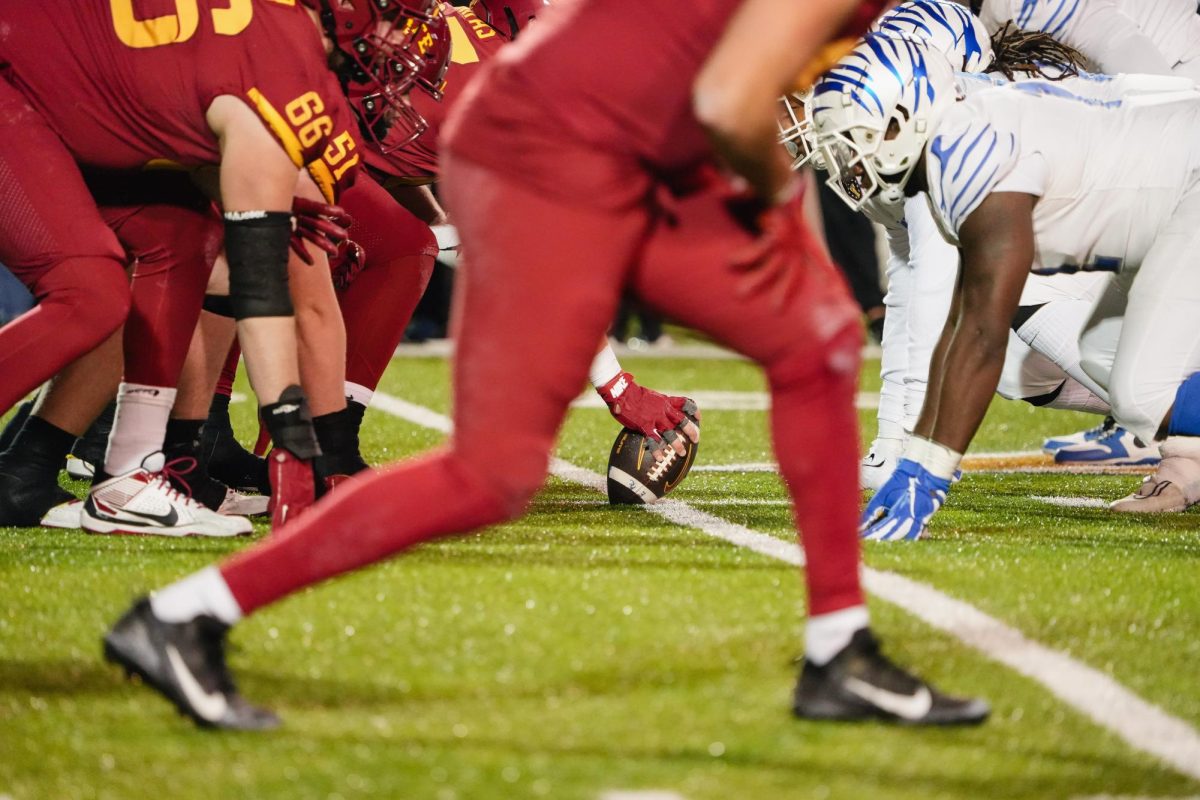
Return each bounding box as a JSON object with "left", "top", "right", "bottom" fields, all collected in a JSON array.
[
  {"left": 793, "top": 629, "right": 990, "bottom": 726},
  {"left": 104, "top": 597, "right": 279, "bottom": 731},
  {"left": 201, "top": 407, "right": 271, "bottom": 496},
  {"left": 0, "top": 469, "right": 75, "bottom": 527},
  {"left": 70, "top": 401, "right": 116, "bottom": 470},
  {"left": 0, "top": 399, "right": 34, "bottom": 454}
]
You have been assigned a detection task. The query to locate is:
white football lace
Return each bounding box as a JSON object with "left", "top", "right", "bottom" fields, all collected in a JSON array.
[{"left": 647, "top": 448, "right": 677, "bottom": 482}]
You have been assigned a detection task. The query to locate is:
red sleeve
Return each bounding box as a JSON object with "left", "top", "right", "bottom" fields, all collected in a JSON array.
[{"left": 199, "top": 3, "right": 363, "bottom": 200}]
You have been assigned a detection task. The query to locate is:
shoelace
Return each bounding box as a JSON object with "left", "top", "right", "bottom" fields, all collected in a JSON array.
[{"left": 153, "top": 456, "right": 204, "bottom": 507}]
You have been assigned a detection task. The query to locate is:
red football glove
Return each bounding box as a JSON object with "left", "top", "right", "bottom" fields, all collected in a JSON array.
[
  {"left": 728, "top": 179, "right": 815, "bottom": 313},
  {"left": 598, "top": 372, "right": 691, "bottom": 442},
  {"left": 291, "top": 197, "right": 353, "bottom": 266},
  {"left": 330, "top": 239, "right": 366, "bottom": 291}
]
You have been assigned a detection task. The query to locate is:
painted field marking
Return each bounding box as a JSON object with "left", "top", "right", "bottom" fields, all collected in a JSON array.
[
  {"left": 599, "top": 792, "right": 688, "bottom": 800},
  {"left": 370, "top": 390, "right": 1200, "bottom": 782},
  {"left": 691, "top": 452, "right": 1148, "bottom": 476},
  {"left": 395, "top": 341, "right": 884, "bottom": 362},
  {"left": 545, "top": 498, "right": 793, "bottom": 508},
  {"left": 570, "top": 390, "right": 880, "bottom": 412},
  {"left": 1035, "top": 495, "right": 1111, "bottom": 509}
]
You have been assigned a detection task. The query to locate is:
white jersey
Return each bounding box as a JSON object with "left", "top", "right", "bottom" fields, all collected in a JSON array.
[
  {"left": 925, "top": 83, "right": 1200, "bottom": 280},
  {"left": 977, "top": 0, "right": 1200, "bottom": 76}
]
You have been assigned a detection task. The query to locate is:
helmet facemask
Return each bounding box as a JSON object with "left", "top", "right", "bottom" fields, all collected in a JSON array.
[
  {"left": 777, "top": 91, "right": 826, "bottom": 172},
  {"left": 812, "top": 34, "right": 962, "bottom": 212},
  {"left": 312, "top": 0, "right": 444, "bottom": 150}
]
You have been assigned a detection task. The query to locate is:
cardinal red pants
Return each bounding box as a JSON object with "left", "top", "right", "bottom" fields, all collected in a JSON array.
[
  {"left": 95, "top": 174, "right": 222, "bottom": 388},
  {"left": 0, "top": 75, "right": 128, "bottom": 415},
  {"left": 222, "top": 152, "right": 864, "bottom": 619},
  {"left": 337, "top": 176, "right": 438, "bottom": 393}
]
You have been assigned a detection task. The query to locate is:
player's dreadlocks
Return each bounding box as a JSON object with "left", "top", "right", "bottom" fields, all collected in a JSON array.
[{"left": 986, "top": 23, "right": 1087, "bottom": 81}]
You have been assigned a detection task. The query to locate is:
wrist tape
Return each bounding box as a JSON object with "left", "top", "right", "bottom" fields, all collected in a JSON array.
[{"left": 902, "top": 436, "right": 962, "bottom": 481}]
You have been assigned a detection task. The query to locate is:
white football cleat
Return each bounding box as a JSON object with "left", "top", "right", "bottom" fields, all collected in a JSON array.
[
  {"left": 81, "top": 454, "right": 252, "bottom": 537},
  {"left": 1110, "top": 436, "right": 1200, "bottom": 513},
  {"left": 65, "top": 455, "right": 95, "bottom": 480},
  {"left": 218, "top": 489, "right": 269, "bottom": 517},
  {"left": 1042, "top": 417, "right": 1114, "bottom": 455},
  {"left": 41, "top": 499, "right": 84, "bottom": 529},
  {"left": 1054, "top": 425, "right": 1160, "bottom": 467},
  {"left": 860, "top": 437, "right": 904, "bottom": 491}
]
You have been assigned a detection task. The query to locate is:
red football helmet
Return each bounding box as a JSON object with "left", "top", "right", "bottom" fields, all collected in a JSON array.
[
  {"left": 468, "top": 0, "right": 549, "bottom": 40},
  {"left": 304, "top": 0, "right": 441, "bottom": 97},
  {"left": 345, "top": 8, "right": 452, "bottom": 152}
]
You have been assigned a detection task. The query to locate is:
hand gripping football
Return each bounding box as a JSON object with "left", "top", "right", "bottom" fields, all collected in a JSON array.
[{"left": 606, "top": 399, "right": 700, "bottom": 505}]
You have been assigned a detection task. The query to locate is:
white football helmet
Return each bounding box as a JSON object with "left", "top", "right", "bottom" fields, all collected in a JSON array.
[
  {"left": 811, "top": 34, "right": 962, "bottom": 211},
  {"left": 777, "top": 90, "right": 826, "bottom": 171},
  {"left": 870, "top": 0, "right": 994, "bottom": 73}
]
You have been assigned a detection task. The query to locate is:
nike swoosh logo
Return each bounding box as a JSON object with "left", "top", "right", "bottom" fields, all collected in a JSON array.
[
  {"left": 844, "top": 677, "right": 933, "bottom": 720},
  {"left": 122, "top": 506, "right": 180, "bottom": 527},
  {"left": 166, "top": 644, "right": 228, "bottom": 722},
  {"left": 664, "top": 447, "right": 696, "bottom": 491}
]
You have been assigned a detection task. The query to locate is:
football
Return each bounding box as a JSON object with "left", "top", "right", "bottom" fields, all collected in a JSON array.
[{"left": 606, "top": 401, "right": 700, "bottom": 505}]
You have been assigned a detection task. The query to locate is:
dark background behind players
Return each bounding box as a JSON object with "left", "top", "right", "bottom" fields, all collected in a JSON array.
[{"left": 0, "top": 265, "right": 33, "bottom": 326}]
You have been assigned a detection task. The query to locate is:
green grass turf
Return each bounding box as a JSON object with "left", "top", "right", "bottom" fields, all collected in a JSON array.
[{"left": 2, "top": 354, "right": 1199, "bottom": 800}]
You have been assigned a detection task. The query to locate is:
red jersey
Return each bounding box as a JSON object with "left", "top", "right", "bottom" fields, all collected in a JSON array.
[
  {"left": 0, "top": 0, "right": 361, "bottom": 201},
  {"left": 444, "top": 0, "right": 741, "bottom": 206},
  {"left": 365, "top": 3, "right": 504, "bottom": 182}
]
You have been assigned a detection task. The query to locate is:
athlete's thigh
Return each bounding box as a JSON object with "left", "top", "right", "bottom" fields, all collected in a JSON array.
[
  {"left": 996, "top": 332, "right": 1065, "bottom": 401},
  {"left": 340, "top": 175, "right": 437, "bottom": 263},
  {"left": 98, "top": 176, "right": 221, "bottom": 283},
  {"left": 1111, "top": 191, "right": 1200, "bottom": 414},
  {"left": 441, "top": 156, "right": 651, "bottom": 460},
  {"left": 0, "top": 77, "right": 122, "bottom": 290},
  {"left": 630, "top": 186, "right": 859, "bottom": 368},
  {"left": 1078, "top": 271, "right": 1131, "bottom": 392}
]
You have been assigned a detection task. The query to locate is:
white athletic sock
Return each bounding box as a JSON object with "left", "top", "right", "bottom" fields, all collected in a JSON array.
[
  {"left": 589, "top": 342, "right": 623, "bottom": 389},
  {"left": 345, "top": 381, "right": 374, "bottom": 409},
  {"left": 875, "top": 418, "right": 907, "bottom": 442},
  {"left": 1047, "top": 378, "right": 1111, "bottom": 415},
  {"left": 150, "top": 566, "right": 244, "bottom": 625},
  {"left": 805, "top": 604, "right": 870, "bottom": 666},
  {"left": 104, "top": 383, "right": 177, "bottom": 476}
]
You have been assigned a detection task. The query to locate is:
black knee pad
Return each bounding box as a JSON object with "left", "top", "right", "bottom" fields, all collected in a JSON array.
[
  {"left": 224, "top": 211, "right": 294, "bottom": 319},
  {"left": 202, "top": 294, "right": 235, "bottom": 318}
]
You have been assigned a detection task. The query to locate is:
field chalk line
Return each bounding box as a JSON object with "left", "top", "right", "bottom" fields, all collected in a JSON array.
[{"left": 370, "top": 390, "right": 1200, "bottom": 782}]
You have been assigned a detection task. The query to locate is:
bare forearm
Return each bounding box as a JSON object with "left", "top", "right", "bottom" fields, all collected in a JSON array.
[
  {"left": 915, "top": 324, "right": 1007, "bottom": 452},
  {"left": 694, "top": 0, "right": 857, "bottom": 199}
]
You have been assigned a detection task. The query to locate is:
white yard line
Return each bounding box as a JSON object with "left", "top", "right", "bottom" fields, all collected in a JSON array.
[
  {"left": 599, "top": 792, "right": 688, "bottom": 800},
  {"left": 544, "top": 499, "right": 793, "bottom": 507},
  {"left": 369, "top": 390, "right": 1200, "bottom": 782},
  {"left": 1035, "top": 495, "right": 1111, "bottom": 509},
  {"left": 570, "top": 390, "right": 879, "bottom": 411},
  {"left": 394, "top": 340, "right": 883, "bottom": 362},
  {"left": 691, "top": 452, "right": 1148, "bottom": 476}
]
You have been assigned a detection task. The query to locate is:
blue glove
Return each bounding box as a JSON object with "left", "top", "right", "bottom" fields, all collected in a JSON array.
[{"left": 859, "top": 458, "right": 951, "bottom": 541}]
